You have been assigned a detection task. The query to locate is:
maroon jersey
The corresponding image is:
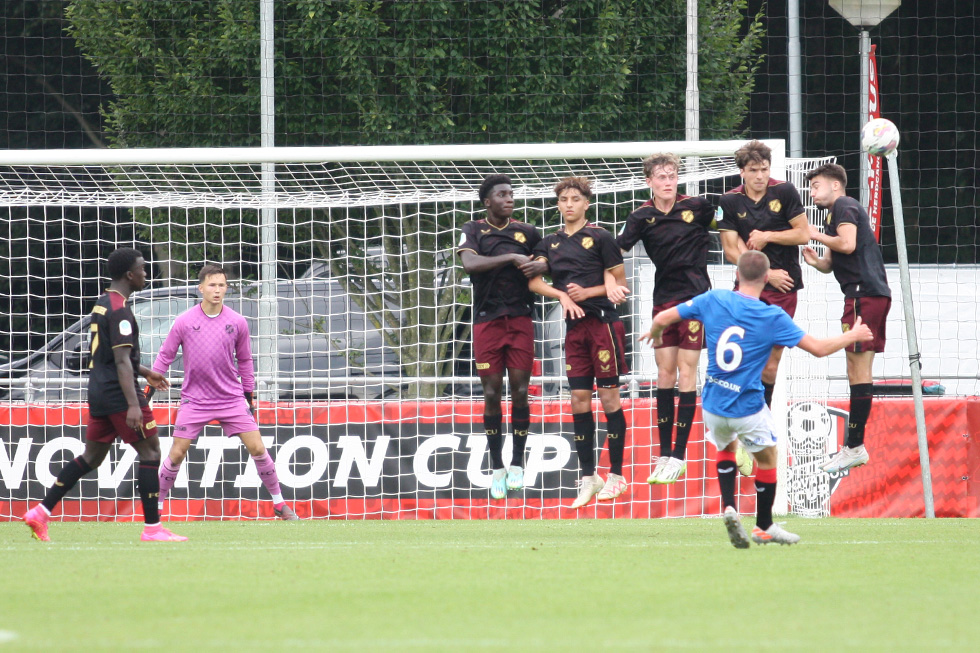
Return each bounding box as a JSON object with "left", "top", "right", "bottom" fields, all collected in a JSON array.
[
  {"left": 824, "top": 196, "right": 891, "bottom": 299},
  {"left": 718, "top": 179, "right": 807, "bottom": 293},
  {"left": 532, "top": 223, "right": 623, "bottom": 325},
  {"left": 87, "top": 290, "right": 147, "bottom": 417},
  {"left": 616, "top": 194, "right": 715, "bottom": 304},
  {"left": 457, "top": 218, "right": 541, "bottom": 324}
]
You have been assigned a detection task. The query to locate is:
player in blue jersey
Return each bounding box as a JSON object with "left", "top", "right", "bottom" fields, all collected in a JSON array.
[{"left": 643, "top": 251, "right": 872, "bottom": 547}]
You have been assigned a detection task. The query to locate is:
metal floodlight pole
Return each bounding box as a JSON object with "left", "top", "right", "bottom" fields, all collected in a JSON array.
[
  {"left": 258, "top": 0, "right": 279, "bottom": 402},
  {"left": 885, "top": 151, "right": 936, "bottom": 518}
]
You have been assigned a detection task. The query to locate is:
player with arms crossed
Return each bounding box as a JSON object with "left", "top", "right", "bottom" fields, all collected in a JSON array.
[
  {"left": 529, "top": 176, "right": 631, "bottom": 509},
  {"left": 458, "top": 174, "right": 547, "bottom": 498},
  {"left": 643, "top": 251, "right": 872, "bottom": 547},
  {"left": 717, "top": 140, "right": 809, "bottom": 408},
  {"left": 155, "top": 264, "right": 298, "bottom": 520},
  {"left": 616, "top": 153, "right": 715, "bottom": 484},
  {"left": 22, "top": 247, "right": 186, "bottom": 542},
  {"left": 803, "top": 163, "right": 891, "bottom": 473}
]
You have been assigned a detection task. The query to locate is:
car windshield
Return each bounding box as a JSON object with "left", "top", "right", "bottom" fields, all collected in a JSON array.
[{"left": 132, "top": 296, "right": 199, "bottom": 369}]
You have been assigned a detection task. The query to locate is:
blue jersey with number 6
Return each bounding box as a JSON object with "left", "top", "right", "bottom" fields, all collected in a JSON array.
[{"left": 677, "top": 289, "right": 804, "bottom": 418}]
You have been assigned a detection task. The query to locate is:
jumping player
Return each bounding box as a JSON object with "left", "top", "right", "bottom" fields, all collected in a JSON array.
[
  {"left": 717, "top": 140, "right": 809, "bottom": 408},
  {"left": 154, "top": 264, "right": 298, "bottom": 520},
  {"left": 644, "top": 251, "right": 872, "bottom": 547},
  {"left": 458, "top": 174, "right": 546, "bottom": 498},
  {"left": 803, "top": 163, "right": 891, "bottom": 473},
  {"left": 22, "top": 247, "right": 186, "bottom": 542},
  {"left": 616, "top": 153, "right": 715, "bottom": 484},
  {"left": 529, "top": 176, "right": 631, "bottom": 509}
]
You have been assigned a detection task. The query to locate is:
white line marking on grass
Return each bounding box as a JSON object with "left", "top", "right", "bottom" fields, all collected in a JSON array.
[{"left": 0, "top": 630, "right": 19, "bottom": 644}]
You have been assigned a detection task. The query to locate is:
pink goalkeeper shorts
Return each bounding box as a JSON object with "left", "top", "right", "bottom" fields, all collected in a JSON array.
[{"left": 171, "top": 400, "right": 258, "bottom": 440}]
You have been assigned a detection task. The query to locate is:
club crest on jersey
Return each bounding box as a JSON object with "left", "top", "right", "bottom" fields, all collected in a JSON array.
[
  {"left": 597, "top": 349, "right": 611, "bottom": 363},
  {"left": 581, "top": 236, "right": 594, "bottom": 249},
  {"left": 514, "top": 232, "right": 526, "bottom": 243},
  {"left": 226, "top": 324, "right": 235, "bottom": 334},
  {"left": 682, "top": 210, "right": 694, "bottom": 223},
  {"left": 769, "top": 199, "right": 782, "bottom": 213},
  {"left": 841, "top": 322, "right": 850, "bottom": 332},
  {"left": 688, "top": 321, "right": 701, "bottom": 333}
]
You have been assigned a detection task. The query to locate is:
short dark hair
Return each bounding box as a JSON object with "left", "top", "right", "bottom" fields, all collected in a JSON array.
[
  {"left": 106, "top": 247, "right": 143, "bottom": 281},
  {"left": 198, "top": 264, "right": 228, "bottom": 284},
  {"left": 734, "top": 140, "right": 772, "bottom": 169},
  {"left": 554, "top": 176, "right": 592, "bottom": 199},
  {"left": 479, "top": 174, "right": 512, "bottom": 202},
  {"left": 642, "top": 153, "right": 681, "bottom": 179},
  {"left": 806, "top": 163, "right": 848, "bottom": 188},
  {"left": 737, "top": 250, "right": 770, "bottom": 284}
]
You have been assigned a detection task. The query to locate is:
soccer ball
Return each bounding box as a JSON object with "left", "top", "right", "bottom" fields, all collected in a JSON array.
[{"left": 861, "top": 117, "right": 900, "bottom": 157}]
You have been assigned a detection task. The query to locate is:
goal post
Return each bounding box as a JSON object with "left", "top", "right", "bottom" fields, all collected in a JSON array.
[{"left": 1, "top": 139, "right": 844, "bottom": 521}]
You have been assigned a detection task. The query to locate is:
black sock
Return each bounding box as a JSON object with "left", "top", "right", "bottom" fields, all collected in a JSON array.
[
  {"left": 846, "top": 383, "right": 874, "bottom": 448},
  {"left": 484, "top": 413, "right": 504, "bottom": 469},
  {"left": 763, "top": 382, "right": 775, "bottom": 408},
  {"left": 755, "top": 479, "right": 777, "bottom": 531},
  {"left": 656, "top": 388, "right": 676, "bottom": 458},
  {"left": 604, "top": 408, "right": 627, "bottom": 476},
  {"left": 572, "top": 412, "right": 596, "bottom": 477},
  {"left": 42, "top": 456, "right": 93, "bottom": 513},
  {"left": 511, "top": 405, "right": 530, "bottom": 468},
  {"left": 673, "top": 391, "right": 697, "bottom": 461},
  {"left": 138, "top": 460, "right": 161, "bottom": 525},
  {"left": 716, "top": 460, "right": 737, "bottom": 509}
]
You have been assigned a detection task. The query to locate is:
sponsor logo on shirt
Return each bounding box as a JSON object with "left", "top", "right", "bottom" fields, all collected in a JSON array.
[
  {"left": 551, "top": 242, "right": 560, "bottom": 249},
  {"left": 481, "top": 229, "right": 491, "bottom": 234},
  {"left": 737, "top": 212, "right": 747, "bottom": 219},
  {"left": 646, "top": 217, "right": 656, "bottom": 224},
  {"left": 705, "top": 374, "right": 741, "bottom": 393},
  {"left": 92, "top": 305, "right": 107, "bottom": 315}
]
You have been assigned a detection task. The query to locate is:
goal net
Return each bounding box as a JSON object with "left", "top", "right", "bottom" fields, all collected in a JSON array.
[{"left": 1, "top": 140, "right": 840, "bottom": 521}]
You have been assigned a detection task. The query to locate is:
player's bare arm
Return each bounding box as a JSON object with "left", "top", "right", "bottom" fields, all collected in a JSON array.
[
  {"left": 802, "top": 245, "right": 833, "bottom": 274},
  {"left": 139, "top": 366, "right": 170, "bottom": 392},
  {"left": 518, "top": 257, "right": 549, "bottom": 278},
  {"left": 796, "top": 316, "right": 873, "bottom": 357},
  {"left": 459, "top": 250, "right": 532, "bottom": 275},
  {"left": 528, "top": 274, "right": 585, "bottom": 319},
  {"left": 746, "top": 214, "right": 810, "bottom": 250},
  {"left": 113, "top": 345, "right": 143, "bottom": 430},
  {"left": 808, "top": 221, "right": 857, "bottom": 255},
  {"left": 719, "top": 230, "right": 747, "bottom": 265},
  {"left": 640, "top": 305, "right": 682, "bottom": 347},
  {"left": 602, "top": 266, "right": 630, "bottom": 305}
]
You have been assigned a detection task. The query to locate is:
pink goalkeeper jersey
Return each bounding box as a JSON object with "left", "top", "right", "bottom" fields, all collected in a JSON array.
[{"left": 152, "top": 304, "right": 255, "bottom": 405}]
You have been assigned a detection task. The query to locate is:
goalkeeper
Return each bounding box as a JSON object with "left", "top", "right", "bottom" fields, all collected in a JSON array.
[
  {"left": 458, "top": 175, "right": 547, "bottom": 498},
  {"left": 154, "top": 264, "right": 298, "bottom": 520}
]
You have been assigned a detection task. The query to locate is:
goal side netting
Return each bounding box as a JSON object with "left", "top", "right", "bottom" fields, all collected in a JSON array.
[{"left": 0, "top": 140, "right": 842, "bottom": 520}]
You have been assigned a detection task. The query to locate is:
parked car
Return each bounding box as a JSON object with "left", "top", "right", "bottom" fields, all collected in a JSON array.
[{"left": 0, "top": 278, "right": 404, "bottom": 402}]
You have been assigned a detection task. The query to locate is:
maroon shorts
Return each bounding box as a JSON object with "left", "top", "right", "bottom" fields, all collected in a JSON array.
[
  {"left": 565, "top": 317, "right": 628, "bottom": 389},
  {"left": 653, "top": 300, "right": 705, "bottom": 350},
  {"left": 86, "top": 405, "right": 158, "bottom": 445},
  {"left": 473, "top": 315, "right": 534, "bottom": 376},
  {"left": 842, "top": 296, "right": 890, "bottom": 353},
  {"left": 758, "top": 288, "right": 798, "bottom": 318}
]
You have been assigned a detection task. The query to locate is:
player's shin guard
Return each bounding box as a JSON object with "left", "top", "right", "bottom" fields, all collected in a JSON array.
[
  {"left": 673, "top": 391, "right": 697, "bottom": 460},
  {"left": 846, "top": 383, "right": 874, "bottom": 448},
  {"left": 754, "top": 467, "right": 778, "bottom": 531},
  {"left": 42, "top": 456, "right": 93, "bottom": 513},
  {"left": 716, "top": 451, "right": 738, "bottom": 509},
  {"left": 484, "top": 413, "right": 504, "bottom": 469},
  {"left": 604, "top": 408, "right": 627, "bottom": 476},
  {"left": 572, "top": 411, "right": 596, "bottom": 477},
  {"left": 138, "top": 460, "right": 161, "bottom": 525},
  {"left": 511, "top": 405, "right": 530, "bottom": 468},
  {"left": 252, "top": 452, "right": 284, "bottom": 503},
  {"left": 656, "top": 388, "right": 676, "bottom": 457},
  {"left": 158, "top": 457, "right": 181, "bottom": 504}
]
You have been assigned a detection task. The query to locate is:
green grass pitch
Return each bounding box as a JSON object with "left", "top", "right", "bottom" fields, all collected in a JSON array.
[{"left": 1, "top": 517, "right": 977, "bottom": 651}]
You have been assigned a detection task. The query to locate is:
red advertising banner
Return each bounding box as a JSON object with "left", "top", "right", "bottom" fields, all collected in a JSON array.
[
  {"left": 3, "top": 397, "right": 978, "bottom": 520},
  {"left": 867, "top": 44, "right": 883, "bottom": 241}
]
